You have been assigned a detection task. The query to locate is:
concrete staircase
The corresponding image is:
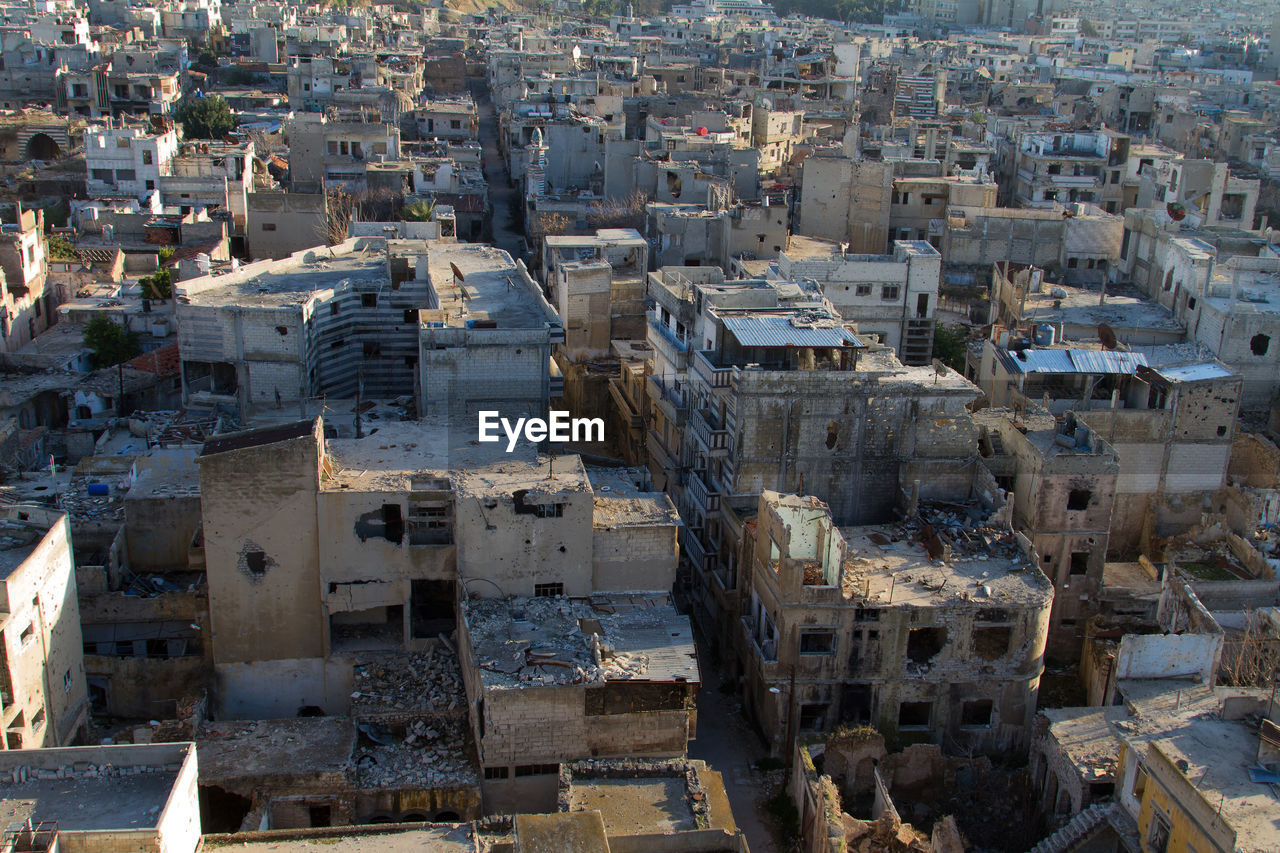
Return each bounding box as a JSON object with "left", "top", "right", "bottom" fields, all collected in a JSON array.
[{"left": 1027, "top": 802, "right": 1113, "bottom": 853}]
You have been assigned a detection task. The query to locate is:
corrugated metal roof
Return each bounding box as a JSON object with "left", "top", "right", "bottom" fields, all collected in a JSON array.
[
  {"left": 721, "top": 314, "right": 862, "bottom": 348},
  {"left": 1007, "top": 349, "right": 1076, "bottom": 374},
  {"left": 1067, "top": 349, "right": 1148, "bottom": 374},
  {"left": 1006, "top": 348, "right": 1148, "bottom": 375}
]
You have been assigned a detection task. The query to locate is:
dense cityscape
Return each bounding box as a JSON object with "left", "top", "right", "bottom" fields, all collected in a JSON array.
[{"left": 0, "top": 0, "right": 1277, "bottom": 851}]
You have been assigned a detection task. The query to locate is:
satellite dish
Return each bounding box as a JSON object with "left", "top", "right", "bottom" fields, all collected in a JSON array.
[
  {"left": 450, "top": 262, "right": 466, "bottom": 282},
  {"left": 1098, "top": 323, "right": 1118, "bottom": 350}
]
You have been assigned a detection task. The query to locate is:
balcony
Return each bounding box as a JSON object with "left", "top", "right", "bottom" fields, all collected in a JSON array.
[
  {"left": 1017, "top": 167, "right": 1101, "bottom": 188},
  {"left": 647, "top": 374, "right": 689, "bottom": 424},
  {"left": 741, "top": 616, "right": 782, "bottom": 681},
  {"left": 689, "top": 406, "right": 730, "bottom": 458},
  {"left": 687, "top": 468, "right": 721, "bottom": 513},
  {"left": 608, "top": 377, "right": 644, "bottom": 431},
  {"left": 692, "top": 350, "right": 735, "bottom": 389}
]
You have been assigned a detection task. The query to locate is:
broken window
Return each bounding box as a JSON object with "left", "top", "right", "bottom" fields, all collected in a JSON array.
[
  {"left": 363, "top": 341, "right": 381, "bottom": 357},
  {"left": 534, "top": 582, "right": 564, "bottom": 597},
  {"left": 799, "top": 631, "right": 835, "bottom": 655},
  {"left": 840, "top": 684, "right": 872, "bottom": 724},
  {"left": 906, "top": 627, "right": 946, "bottom": 664},
  {"left": 1069, "top": 552, "right": 1089, "bottom": 578},
  {"left": 483, "top": 766, "right": 509, "bottom": 779},
  {"left": 407, "top": 499, "right": 452, "bottom": 546},
  {"left": 515, "top": 764, "right": 559, "bottom": 777},
  {"left": 376, "top": 502, "right": 401, "bottom": 540},
  {"left": 960, "top": 699, "right": 993, "bottom": 726},
  {"left": 1067, "top": 489, "right": 1091, "bottom": 510},
  {"left": 972, "top": 626, "right": 1013, "bottom": 660},
  {"left": 513, "top": 490, "right": 564, "bottom": 517},
  {"left": 1147, "top": 812, "right": 1171, "bottom": 853},
  {"left": 361, "top": 293, "right": 377, "bottom": 308},
  {"left": 849, "top": 629, "right": 879, "bottom": 669},
  {"left": 19, "top": 624, "right": 33, "bottom": 645},
  {"left": 1131, "top": 767, "right": 1147, "bottom": 800},
  {"left": 798, "top": 703, "right": 828, "bottom": 731},
  {"left": 1251, "top": 334, "right": 1270, "bottom": 356},
  {"left": 410, "top": 579, "right": 455, "bottom": 638},
  {"left": 898, "top": 701, "right": 931, "bottom": 728}
]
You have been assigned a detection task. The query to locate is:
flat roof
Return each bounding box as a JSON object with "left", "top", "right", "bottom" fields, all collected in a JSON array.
[
  {"left": 1041, "top": 706, "right": 1128, "bottom": 781},
  {"left": 198, "top": 717, "right": 356, "bottom": 787},
  {"left": 589, "top": 468, "right": 681, "bottom": 529},
  {"left": 839, "top": 506, "right": 1052, "bottom": 608},
  {"left": 0, "top": 744, "right": 189, "bottom": 833},
  {"left": 1130, "top": 717, "right": 1278, "bottom": 853},
  {"left": 568, "top": 777, "right": 696, "bottom": 834},
  {"left": 1017, "top": 284, "right": 1184, "bottom": 333},
  {"left": 0, "top": 510, "right": 56, "bottom": 581},
  {"left": 424, "top": 242, "right": 556, "bottom": 329},
  {"left": 181, "top": 250, "right": 389, "bottom": 308},
  {"left": 463, "top": 593, "right": 699, "bottom": 690},
  {"left": 204, "top": 826, "right": 476, "bottom": 852}
]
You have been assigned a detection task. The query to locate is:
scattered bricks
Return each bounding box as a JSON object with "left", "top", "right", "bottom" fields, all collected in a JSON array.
[
  {"left": 351, "top": 646, "right": 466, "bottom": 721},
  {"left": 354, "top": 717, "right": 477, "bottom": 790}
]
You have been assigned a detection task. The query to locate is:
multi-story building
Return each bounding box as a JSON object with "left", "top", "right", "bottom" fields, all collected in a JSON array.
[
  {"left": 0, "top": 505, "right": 90, "bottom": 749},
  {"left": 0, "top": 204, "right": 52, "bottom": 353},
  {"left": 739, "top": 489, "right": 1052, "bottom": 753},
  {"left": 285, "top": 112, "right": 402, "bottom": 194},
  {"left": 84, "top": 122, "right": 179, "bottom": 201},
  {"left": 770, "top": 238, "right": 941, "bottom": 365}
]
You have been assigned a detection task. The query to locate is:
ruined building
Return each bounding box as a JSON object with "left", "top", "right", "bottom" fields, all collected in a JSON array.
[{"left": 739, "top": 490, "right": 1052, "bottom": 754}]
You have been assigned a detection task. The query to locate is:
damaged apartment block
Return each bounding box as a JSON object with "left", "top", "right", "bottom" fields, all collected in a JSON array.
[{"left": 740, "top": 486, "right": 1052, "bottom": 755}]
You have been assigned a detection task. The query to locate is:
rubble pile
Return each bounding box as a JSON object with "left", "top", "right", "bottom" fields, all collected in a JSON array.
[
  {"left": 466, "top": 594, "right": 680, "bottom": 688},
  {"left": 355, "top": 718, "right": 476, "bottom": 789},
  {"left": 351, "top": 646, "right": 465, "bottom": 718}
]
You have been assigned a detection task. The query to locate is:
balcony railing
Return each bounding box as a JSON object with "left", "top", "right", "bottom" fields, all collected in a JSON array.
[
  {"left": 689, "top": 406, "right": 730, "bottom": 457},
  {"left": 687, "top": 469, "right": 721, "bottom": 513},
  {"left": 692, "top": 350, "right": 734, "bottom": 389},
  {"left": 647, "top": 374, "right": 689, "bottom": 418}
]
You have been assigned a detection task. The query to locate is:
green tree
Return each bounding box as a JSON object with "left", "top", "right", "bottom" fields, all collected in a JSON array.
[
  {"left": 931, "top": 324, "right": 968, "bottom": 372},
  {"left": 83, "top": 317, "right": 141, "bottom": 368},
  {"left": 139, "top": 266, "right": 174, "bottom": 299},
  {"left": 46, "top": 235, "right": 78, "bottom": 261},
  {"left": 1079, "top": 17, "right": 1098, "bottom": 37},
  {"left": 403, "top": 198, "right": 437, "bottom": 222},
  {"left": 174, "top": 96, "right": 239, "bottom": 140}
]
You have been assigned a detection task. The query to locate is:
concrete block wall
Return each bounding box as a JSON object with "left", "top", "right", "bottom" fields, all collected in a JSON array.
[
  {"left": 419, "top": 334, "right": 552, "bottom": 419},
  {"left": 591, "top": 525, "right": 679, "bottom": 591},
  {"left": 197, "top": 427, "right": 325, "bottom": 666}
]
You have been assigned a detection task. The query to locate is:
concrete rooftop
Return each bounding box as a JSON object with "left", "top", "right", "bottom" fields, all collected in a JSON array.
[
  {"left": 839, "top": 505, "right": 1051, "bottom": 607},
  {"left": 424, "top": 242, "right": 557, "bottom": 329},
  {"left": 181, "top": 249, "right": 389, "bottom": 308}
]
